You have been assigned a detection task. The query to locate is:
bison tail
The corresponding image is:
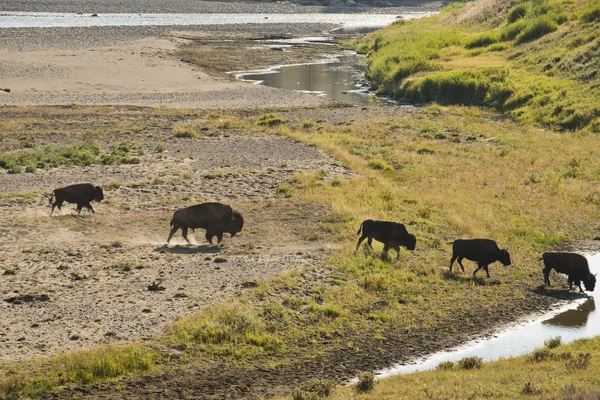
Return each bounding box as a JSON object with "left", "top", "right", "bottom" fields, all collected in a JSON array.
[{"left": 356, "top": 222, "right": 364, "bottom": 236}]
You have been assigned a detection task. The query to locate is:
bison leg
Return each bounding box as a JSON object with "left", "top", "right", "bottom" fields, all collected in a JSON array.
[
  {"left": 457, "top": 257, "right": 466, "bottom": 273},
  {"left": 86, "top": 203, "right": 95, "bottom": 214},
  {"left": 167, "top": 225, "right": 179, "bottom": 244},
  {"left": 484, "top": 264, "right": 491, "bottom": 278},
  {"left": 355, "top": 235, "right": 368, "bottom": 253},
  {"left": 395, "top": 246, "right": 401, "bottom": 260},
  {"left": 181, "top": 227, "right": 192, "bottom": 245},
  {"left": 50, "top": 201, "right": 62, "bottom": 216},
  {"left": 367, "top": 237, "right": 374, "bottom": 249},
  {"left": 205, "top": 231, "right": 214, "bottom": 244},
  {"left": 449, "top": 255, "right": 457, "bottom": 272},
  {"left": 216, "top": 232, "right": 224, "bottom": 244},
  {"left": 473, "top": 263, "right": 483, "bottom": 277},
  {"left": 543, "top": 267, "right": 552, "bottom": 286},
  {"left": 76, "top": 203, "right": 83, "bottom": 214}
]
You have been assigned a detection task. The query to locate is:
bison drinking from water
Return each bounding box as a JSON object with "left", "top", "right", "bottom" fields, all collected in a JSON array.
[
  {"left": 542, "top": 252, "right": 596, "bottom": 292},
  {"left": 50, "top": 183, "right": 104, "bottom": 215},
  {"left": 355, "top": 219, "right": 416, "bottom": 259},
  {"left": 449, "top": 239, "right": 511, "bottom": 278},
  {"left": 167, "top": 202, "right": 244, "bottom": 245}
]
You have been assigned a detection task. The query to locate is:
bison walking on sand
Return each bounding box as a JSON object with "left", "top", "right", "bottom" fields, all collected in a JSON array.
[
  {"left": 355, "top": 219, "right": 416, "bottom": 259},
  {"left": 449, "top": 238, "right": 511, "bottom": 278},
  {"left": 50, "top": 183, "right": 104, "bottom": 215},
  {"left": 167, "top": 202, "right": 244, "bottom": 245},
  {"left": 542, "top": 252, "right": 596, "bottom": 292}
]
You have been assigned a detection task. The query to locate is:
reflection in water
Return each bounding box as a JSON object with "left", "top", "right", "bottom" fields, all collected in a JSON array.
[
  {"left": 543, "top": 298, "right": 595, "bottom": 328},
  {"left": 239, "top": 55, "right": 383, "bottom": 107},
  {"left": 378, "top": 253, "right": 600, "bottom": 378}
]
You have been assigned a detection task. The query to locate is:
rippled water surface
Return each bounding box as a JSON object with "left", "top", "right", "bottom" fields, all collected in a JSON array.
[
  {"left": 378, "top": 253, "right": 600, "bottom": 378},
  {"left": 0, "top": 12, "right": 432, "bottom": 28}
]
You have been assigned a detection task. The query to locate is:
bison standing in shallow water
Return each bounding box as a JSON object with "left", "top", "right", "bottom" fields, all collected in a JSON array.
[
  {"left": 167, "top": 202, "right": 244, "bottom": 245},
  {"left": 542, "top": 252, "right": 596, "bottom": 292},
  {"left": 50, "top": 183, "right": 104, "bottom": 215},
  {"left": 355, "top": 219, "right": 416, "bottom": 259},
  {"left": 449, "top": 238, "right": 511, "bottom": 278}
]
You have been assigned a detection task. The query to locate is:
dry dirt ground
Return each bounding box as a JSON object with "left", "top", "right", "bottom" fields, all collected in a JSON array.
[{"left": 0, "top": 107, "right": 355, "bottom": 362}]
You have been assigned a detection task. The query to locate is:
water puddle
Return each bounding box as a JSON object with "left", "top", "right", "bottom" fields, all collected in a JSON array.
[
  {"left": 0, "top": 12, "right": 432, "bottom": 29},
  {"left": 378, "top": 253, "right": 600, "bottom": 378},
  {"left": 237, "top": 53, "right": 383, "bottom": 107}
]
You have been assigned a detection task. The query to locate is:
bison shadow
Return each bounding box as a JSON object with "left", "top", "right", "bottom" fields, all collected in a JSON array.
[
  {"left": 154, "top": 244, "right": 221, "bottom": 255},
  {"left": 533, "top": 285, "right": 590, "bottom": 300},
  {"left": 442, "top": 271, "right": 501, "bottom": 286}
]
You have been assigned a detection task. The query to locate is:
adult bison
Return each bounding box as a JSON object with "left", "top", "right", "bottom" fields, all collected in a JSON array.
[
  {"left": 542, "top": 252, "right": 596, "bottom": 292},
  {"left": 50, "top": 183, "right": 104, "bottom": 215},
  {"left": 449, "top": 239, "right": 511, "bottom": 278},
  {"left": 355, "top": 219, "right": 416, "bottom": 259},
  {"left": 167, "top": 202, "right": 244, "bottom": 245}
]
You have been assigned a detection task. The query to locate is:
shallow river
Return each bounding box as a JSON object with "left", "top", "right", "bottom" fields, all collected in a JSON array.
[
  {"left": 378, "top": 253, "right": 600, "bottom": 378},
  {"left": 0, "top": 11, "right": 431, "bottom": 29}
]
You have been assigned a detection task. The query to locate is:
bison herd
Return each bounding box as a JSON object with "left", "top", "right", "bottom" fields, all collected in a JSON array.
[{"left": 50, "top": 183, "right": 596, "bottom": 293}]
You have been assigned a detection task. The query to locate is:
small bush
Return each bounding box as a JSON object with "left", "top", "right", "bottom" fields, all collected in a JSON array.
[
  {"left": 465, "top": 33, "right": 498, "bottom": 49},
  {"left": 545, "top": 336, "right": 562, "bottom": 349},
  {"left": 507, "top": 4, "right": 528, "bottom": 23},
  {"left": 0, "top": 88, "right": 10, "bottom": 93},
  {"left": 457, "top": 356, "right": 483, "bottom": 370},
  {"left": 257, "top": 113, "right": 288, "bottom": 127},
  {"left": 292, "top": 378, "right": 334, "bottom": 400},
  {"left": 417, "top": 147, "right": 436, "bottom": 155},
  {"left": 522, "top": 381, "right": 541, "bottom": 395},
  {"left": 356, "top": 371, "right": 375, "bottom": 393},
  {"left": 276, "top": 184, "right": 292, "bottom": 198},
  {"left": 564, "top": 353, "right": 592, "bottom": 371},
  {"left": 367, "top": 159, "right": 393, "bottom": 171},
  {"left": 581, "top": 5, "right": 600, "bottom": 23},
  {"left": 500, "top": 20, "right": 528, "bottom": 41},
  {"left": 528, "top": 348, "right": 553, "bottom": 363},
  {"left": 282, "top": 297, "right": 303, "bottom": 310},
  {"left": 436, "top": 361, "right": 454, "bottom": 370},
  {"left": 303, "top": 120, "right": 316, "bottom": 129},
  {"left": 516, "top": 17, "right": 558, "bottom": 44}
]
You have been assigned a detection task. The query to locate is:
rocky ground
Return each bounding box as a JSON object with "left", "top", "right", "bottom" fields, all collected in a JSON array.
[{"left": 0, "top": 106, "right": 357, "bottom": 362}]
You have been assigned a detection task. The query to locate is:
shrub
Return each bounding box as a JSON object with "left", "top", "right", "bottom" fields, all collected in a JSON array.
[
  {"left": 500, "top": 20, "right": 528, "bottom": 41},
  {"left": 367, "top": 159, "right": 393, "bottom": 171},
  {"left": 564, "top": 353, "right": 592, "bottom": 371},
  {"left": 356, "top": 371, "right": 375, "bottom": 393},
  {"left": 465, "top": 33, "right": 498, "bottom": 49},
  {"left": 257, "top": 113, "right": 288, "bottom": 127},
  {"left": 581, "top": 5, "right": 600, "bottom": 23},
  {"left": 516, "top": 17, "right": 558, "bottom": 44},
  {"left": 457, "top": 356, "right": 483, "bottom": 370},
  {"left": 522, "top": 381, "right": 541, "bottom": 395},
  {"left": 528, "top": 348, "right": 553, "bottom": 363},
  {"left": 545, "top": 336, "right": 562, "bottom": 349},
  {"left": 507, "top": 4, "right": 528, "bottom": 23},
  {"left": 436, "top": 361, "right": 455, "bottom": 370},
  {"left": 292, "top": 378, "right": 334, "bottom": 400}
]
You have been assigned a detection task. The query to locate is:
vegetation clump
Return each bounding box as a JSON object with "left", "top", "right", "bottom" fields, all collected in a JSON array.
[{"left": 355, "top": 371, "right": 375, "bottom": 393}]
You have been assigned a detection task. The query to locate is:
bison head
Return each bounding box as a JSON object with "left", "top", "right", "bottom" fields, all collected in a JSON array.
[
  {"left": 499, "top": 249, "right": 511, "bottom": 266},
  {"left": 584, "top": 273, "right": 596, "bottom": 292},
  {"left": 94, "top": 186, "right": 104, "bottom": 202},
  {"left": 404, "top": 233, "right": 417, "bottom": 250},
  {"left": 228, "top": 211, "right": 244, "bottom": 237}
]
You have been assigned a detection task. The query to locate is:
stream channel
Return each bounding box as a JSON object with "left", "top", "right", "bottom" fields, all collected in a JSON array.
[{"left": 378, "top": 253, "right": 600, "bottom": 378}]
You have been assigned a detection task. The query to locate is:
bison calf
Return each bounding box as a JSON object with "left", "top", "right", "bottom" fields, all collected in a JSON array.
[
  {"left": 449, "top": 238, "right": 511, "bottom": 278},
  {"left": 542, "top": 252, "right": 596, "bottom": 293},
  {"left": 50, "top": 183, "right": 104, "bottom": 215},
  {"left": 355, "top": 219, "right": 416, "bottom": 259},
  {"left": 167, "top": 202, "right": 244, "bottom": 245}
]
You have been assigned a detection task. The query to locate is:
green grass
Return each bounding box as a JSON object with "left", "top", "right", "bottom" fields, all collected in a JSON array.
[
  {"left": 357, "top": 0, "right": 600, "bottom": 131},
  {"left": 0, "top": 141, "right": 139, "bottom": 173}
]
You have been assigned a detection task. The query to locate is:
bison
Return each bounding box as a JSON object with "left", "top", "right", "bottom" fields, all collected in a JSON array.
[
  {"left": 50, "top": 183, "right": 104, "bottom": 215},
  {"left": 167, "top": 202, "right": 244, "bottom": 245},
  {"left": 355, "top": 219, "right": 416, "bottom": 259},
  {"left": 449, "top": 238, "right": 511, "bottom": 278},
  {"left": 542, "top": 252, "right": 596, "bottom": 292}
]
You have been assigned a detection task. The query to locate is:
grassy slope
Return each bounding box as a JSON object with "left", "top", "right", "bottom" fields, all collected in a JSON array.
[
  {"left": 1, "top": 106, "right": 600, "bottom": 398},
  {"left": 357, "top": 0, "right": 600, "bottom": 131}
]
